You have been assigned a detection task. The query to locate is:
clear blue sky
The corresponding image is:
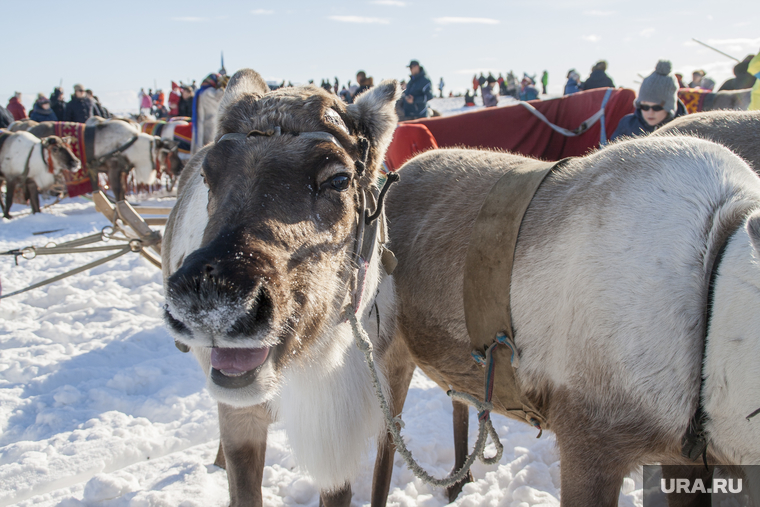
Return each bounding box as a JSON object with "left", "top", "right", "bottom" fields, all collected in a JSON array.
[{"left": 1, "top": 0, "right": 757, "bottom": 112}]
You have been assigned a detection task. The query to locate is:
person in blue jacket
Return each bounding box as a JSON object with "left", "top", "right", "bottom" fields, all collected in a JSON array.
[
  {"left": 29, "top": 95, "right": 58, "bottom": 122},
  {"left": 402, "top": 60, "right": 433, "bottom": 119},
  {"left": 564, "top": 69, "right": 581, "bottom": 95},
  {"left": 611, "top": 60, "right": 687, "bottom": 141}
]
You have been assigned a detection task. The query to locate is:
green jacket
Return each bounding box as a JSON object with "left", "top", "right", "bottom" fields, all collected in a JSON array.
[{"left": 748, "top": 53, "right": 760, "bottom": 111}]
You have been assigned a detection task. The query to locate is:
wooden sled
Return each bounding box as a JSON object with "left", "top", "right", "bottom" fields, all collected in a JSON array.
[{"left": 92, "top": 191, "right": 171, "bottom": 269}]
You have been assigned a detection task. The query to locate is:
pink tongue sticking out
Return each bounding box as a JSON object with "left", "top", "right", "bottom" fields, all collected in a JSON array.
[{"left": 211, "top": 347, "right": 269, "bottom": 376}]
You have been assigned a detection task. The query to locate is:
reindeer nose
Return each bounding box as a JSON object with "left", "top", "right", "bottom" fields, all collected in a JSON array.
[{"left": 204, "top": 261, "right": 220, "bottom": 277}]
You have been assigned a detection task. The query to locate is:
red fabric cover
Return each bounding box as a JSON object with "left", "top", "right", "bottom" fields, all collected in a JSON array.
[
  {"left": 393, "top": 88, "right": 635, "bottom": 163},
  {"left": 678, "top": 88, "right": 709, "bottom": 114},
  {"left": 53, "top": 122, "right": 92, "bottom": 197},
  {"left": 384, "top": 124, "right": 439, "bottom": 172}
]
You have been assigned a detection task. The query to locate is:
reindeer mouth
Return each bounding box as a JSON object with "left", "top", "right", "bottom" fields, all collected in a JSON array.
[{"left": 209, "top": 346, "right": 270, "bottom": 389}]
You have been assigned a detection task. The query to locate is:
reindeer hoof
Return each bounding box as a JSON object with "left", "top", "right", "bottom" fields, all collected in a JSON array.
[{"left": 445, "top": 470, "right": 473, "bottom": 503}]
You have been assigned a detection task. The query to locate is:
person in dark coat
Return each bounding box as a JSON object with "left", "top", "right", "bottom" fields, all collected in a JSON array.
[
  {"left": 353, "top": 71, "right": 373, "bottom": 99},
  {"left": 402, "top": 60, "right": 434, "bottom": 119},
  {"left": 481, "top": 75, "right": 499, "bottom": 107},
  {"left": 0, "top": 105, "right": 14, "bottom": 128},
  {"left": 63, "top": 84, "right": 95, "bottom": 123},
  {"left": 7, "top": 92, "right": 27, "bottom": 121},
  {"left": 581, "top": 60, "right": 615, "bottom": 90},
  {"left": 86, "top": 90, "right": 110, "bottom": 118},
  {"left": 49, "top": 88, "right": 66, "bottom": 120},
  {"left": 611, "top": 60, "right": 687, "bottom": 141},
  {"left": 718, "top": 54, "right": 757, "bottom": 91},
  {"left": 177, "top": 86, "right": 194, "bottom": 117},
  {"left": 30, "top": 96, "right": 58, "bottom": 122}
]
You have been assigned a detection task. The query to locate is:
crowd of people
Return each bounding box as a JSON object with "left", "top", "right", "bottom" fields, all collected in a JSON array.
[
  {"left": 4, "top": 51, "right": 758, "bottom": 133},
  {"left": 610, "top": 53, "right": 760, "bottom": 140},
  {"left": 1, "top": 85, "right": 110, "bottom": 128},
  {"left": 282, "top": 59, "right": 435, "bottom": 120}
]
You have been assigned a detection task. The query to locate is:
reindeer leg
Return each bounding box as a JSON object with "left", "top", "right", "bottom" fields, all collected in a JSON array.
[
  {"left": 370, "top": 337, "right": 416, "bottom": 507},
  {"left": 553, "top": 427, "right": 630, "bottom": 507},
  {"left": 319, "top": 485, "right": 352, "bottom": 507},
  {"left": 4, "top": 178, "right": 16, "bottom": 218},
  {"left": 26, "top": 179, "right": 40, "bottom": 214},
  {"left": 445, "top": 399, "right": 474, "bottom": 502},
  {"left": 218, "top": 402, "right": 270, "bottom": 507},
  {"left": 107, "top": 163, "right": 124, "bottom": 202}
]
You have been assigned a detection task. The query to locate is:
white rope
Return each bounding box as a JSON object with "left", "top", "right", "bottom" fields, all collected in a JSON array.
[
  {"left": 347, "top": 310, "right": 503, "bottom": 488},
  {"left": 517, "top": 88, "right": 613, "bottom": 138},
  {"left": 518, "top": 101, "right": 604, "bottom": 137}
]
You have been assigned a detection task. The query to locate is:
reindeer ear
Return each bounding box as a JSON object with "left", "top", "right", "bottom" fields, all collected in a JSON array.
[
  {"left": 347, "top": 80, "right": 401, "bottom": 176},
  {"left": 216, "top": 69, "right": 270, "bottom": 125},
  {"left": 41, "top": 136, "right": 59, "bottom": 147},
  {"left": 747, "top": 211, "right": 760, "bottom": 255}
]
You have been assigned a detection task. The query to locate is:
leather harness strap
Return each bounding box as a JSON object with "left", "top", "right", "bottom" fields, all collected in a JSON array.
[
  {"left": 463, "top": 157, "right": 572, "bottom": 430},
  {"left": 682, "top": 207, "right": 756, "bottom": 466}
]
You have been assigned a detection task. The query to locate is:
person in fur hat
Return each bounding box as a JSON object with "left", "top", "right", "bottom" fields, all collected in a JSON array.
[{"left": 611, "top": 60, "right": 687, "bottom": 141}]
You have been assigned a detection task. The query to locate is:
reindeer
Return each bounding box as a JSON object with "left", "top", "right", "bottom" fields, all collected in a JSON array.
[
  {"left": 652, "top": 110, "right": 760, "bottom": 171},
  {"left": 162, "top": 69, "right": 412, "bottom": 507},
  {"left": 28, "top": 120, "right": 159, "bottom": 201},
  {"left": 384, "top": 140, "right": 760, "bottom": 506},
  {"left": 0, "top": 131, "right": 80, "bottom": 218}
]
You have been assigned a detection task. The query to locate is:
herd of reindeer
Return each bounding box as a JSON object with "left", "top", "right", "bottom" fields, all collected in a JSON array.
[
  {"left": 0, "top": 115, "right": 190, "bottom": 219},
  {"left": 4, "top": 70, "right": 760, "bottom": 507}
]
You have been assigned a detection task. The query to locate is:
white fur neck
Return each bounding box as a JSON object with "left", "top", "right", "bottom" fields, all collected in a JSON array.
[
  {"left": 703, "top": 216, "right": 760, "bottom": 464},
  {"left": 273, "top": 234, "right": 389, "bottom": 490}
]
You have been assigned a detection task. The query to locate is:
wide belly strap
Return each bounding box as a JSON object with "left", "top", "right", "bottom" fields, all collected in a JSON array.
[{"left": 463, "top": 157, "right": 570, "bottom": 428}]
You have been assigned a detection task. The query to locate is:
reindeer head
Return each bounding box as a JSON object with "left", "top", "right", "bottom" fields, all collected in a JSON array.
[
  {"left": 122, "top": 133, "right": 159, "bottom": 185},
  {"left": 41, "top": 136, "right": 80, "bottom": 173},
  {"left": 164, "top": 69, "right": 400, "bottom": 406},
  {"left": 155, "top": 138, "right": 180, "bottom": 176}
]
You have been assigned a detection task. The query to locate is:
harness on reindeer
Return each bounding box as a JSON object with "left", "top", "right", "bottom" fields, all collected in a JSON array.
[{"left": 461, "top": 159, "right": 572, "bottom": 435}]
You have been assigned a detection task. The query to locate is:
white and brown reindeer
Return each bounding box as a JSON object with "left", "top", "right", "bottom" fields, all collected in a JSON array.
[
  {"left": 28, "top": 120, "right": 160, "bottom": 202},
  {"left": 0, "top": 130, "right": 80, "bottom": 218},
  {"left": 383, "top": 138, "right": 760, "bottom": 506},
  {"left": 162, "top": 69, "right": 411, "bottom": 506}
]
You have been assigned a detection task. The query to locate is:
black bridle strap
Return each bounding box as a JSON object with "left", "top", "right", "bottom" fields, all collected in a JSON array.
[
  {"left": 366, "top": 172, "right": 399, "bottom": 224},
  {"left": 91, "top": 135, "right": 139, "bottom": 167}
]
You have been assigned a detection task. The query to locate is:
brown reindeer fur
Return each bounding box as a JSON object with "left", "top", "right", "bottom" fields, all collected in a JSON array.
[
  {"left": 385, "top": 145, "right": 759, "bottom": 505},
  {"left": 163, "top": 69, "right": 405, "bottom": 507}
]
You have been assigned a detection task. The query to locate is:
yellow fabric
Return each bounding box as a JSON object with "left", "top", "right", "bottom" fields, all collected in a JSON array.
[{"left": 749, "top": 53, "right": 760, "bottom": 111}]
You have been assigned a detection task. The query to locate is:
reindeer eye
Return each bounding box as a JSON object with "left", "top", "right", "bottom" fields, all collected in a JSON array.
[{"left": 330, "top": 174, "right": 351, "bottom": 191}]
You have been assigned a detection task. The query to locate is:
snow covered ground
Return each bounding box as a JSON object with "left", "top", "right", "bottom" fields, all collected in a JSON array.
[
  {"left": 427, "top": 95, "right": 522, "bottom": 117},
  {"left": 0, "top": 189, "right": 644, "bottom": 506}
]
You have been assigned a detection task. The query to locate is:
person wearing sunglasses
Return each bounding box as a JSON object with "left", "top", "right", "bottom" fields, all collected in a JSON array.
[{"left": 611, "top": 60, "right": 687, "bottom": 141}]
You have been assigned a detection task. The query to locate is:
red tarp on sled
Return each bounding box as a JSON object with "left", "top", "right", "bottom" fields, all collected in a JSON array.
[{"left": 385, "top": 87, "right": 635, "bottom": 171}]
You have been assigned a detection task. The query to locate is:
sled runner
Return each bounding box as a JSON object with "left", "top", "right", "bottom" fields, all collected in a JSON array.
[{"left": 0, "top": 191, "right": 171, "bottom": 299}]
